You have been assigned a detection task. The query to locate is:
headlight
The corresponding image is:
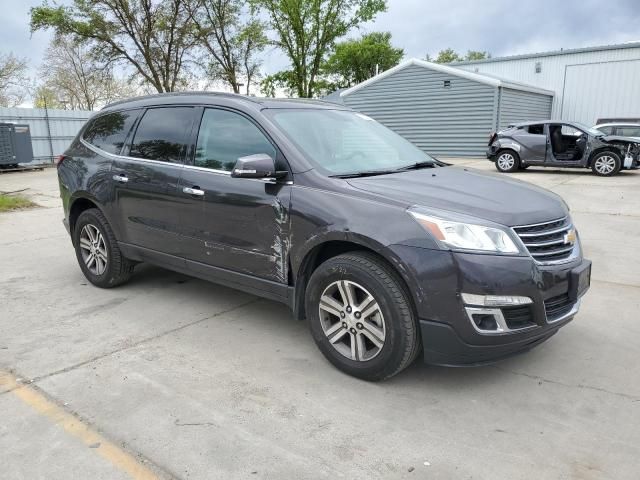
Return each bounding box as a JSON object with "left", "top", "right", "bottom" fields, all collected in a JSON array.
[{"left": 408, "top": 208, "right": 520, "bottom": 254}]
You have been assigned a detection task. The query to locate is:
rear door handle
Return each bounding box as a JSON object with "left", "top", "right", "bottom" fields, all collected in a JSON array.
[
  {"left": 183, "top": 186, "right": 205, "bottom": 196},
  {"left": 113, "top": 174, "right": 128, "bottom": 183}
]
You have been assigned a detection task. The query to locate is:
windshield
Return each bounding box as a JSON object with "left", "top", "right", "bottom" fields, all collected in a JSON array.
[
  {"left": 266, "top": 108, "right": 436, "bottom": 175},
  {"left": 572, "top": 122, "right": 605, "bottom": 136}
]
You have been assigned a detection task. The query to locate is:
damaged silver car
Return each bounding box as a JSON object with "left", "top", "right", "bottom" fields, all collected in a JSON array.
[{"left": 487, "top": 120, "right": 640, "bottom": 176}]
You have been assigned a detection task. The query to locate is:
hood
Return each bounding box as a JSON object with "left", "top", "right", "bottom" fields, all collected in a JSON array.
[
  {"left": 602, "top": 135, "right": 640, "bottom": 143},
  {"left": 347, "top": 166, "right": 568, "bottom": 226}
]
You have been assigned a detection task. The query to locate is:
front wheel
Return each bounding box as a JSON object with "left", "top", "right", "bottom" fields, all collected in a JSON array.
[
  {"left": 306, "top": 252, "right": 420, "bottom": 381},
  {"left": 495, "top": 150, "right": 520, "bottom": 173},
  {"left": 591, "top": 151, "right": 621, "bottom": 176}
]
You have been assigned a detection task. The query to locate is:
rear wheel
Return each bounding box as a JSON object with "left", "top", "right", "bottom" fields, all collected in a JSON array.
[
  {"left": 73, "top": 208, "right": 134, "bottom": 288},
  {"left": 495, "top": 150, "right": 520, "bottom": 173},
  {"left": 305, "top": 252, "right": 420, "bottom": 381},
  {"left": 591, "top": 151, "right": 621, "bottom": 176}
]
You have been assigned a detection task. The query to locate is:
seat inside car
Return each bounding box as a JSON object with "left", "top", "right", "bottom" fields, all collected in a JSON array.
[{"left": 550, "top": 125, "right": 565, "bottom": 154}]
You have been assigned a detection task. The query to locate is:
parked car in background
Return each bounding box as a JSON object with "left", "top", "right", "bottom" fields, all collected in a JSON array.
[
  {"left": 592, "top": 122, "right": 640, "bottom": 141},
  {"left": 57, "top": 93, "right": 591, "bottom": 380},
  {"left": 488, "top": 120, "right": 640, "bottom": 176}
]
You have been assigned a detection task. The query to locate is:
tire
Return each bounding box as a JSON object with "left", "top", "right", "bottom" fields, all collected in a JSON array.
[
  {"left": 495, "top": 149, "right": 520, "bottom": 173},
  {"left": 305, "top": 252, "right": 420, "bottom": 381},
  {"left": 591, "top": 151, "right": 621, "bottom": 176},
  {"left": 73, "top": 208, "right": 134, "bottom": 288}
]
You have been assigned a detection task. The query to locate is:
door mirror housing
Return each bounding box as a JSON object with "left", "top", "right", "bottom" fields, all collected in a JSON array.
[{"left": 231, "top": 154, "right": 287, "bottom": 179}]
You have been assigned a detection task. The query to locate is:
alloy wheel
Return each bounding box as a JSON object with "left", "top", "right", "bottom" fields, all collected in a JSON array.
[
  {"left": 497, "top": 153, "right": 515, "bottom": 170},
  {"left": 318, "top": 280, "right": 386, "bottom": 361},
  {"left": 79, "top": 224, "right": 108, "bottom": 275},
  {"left": 594, "top": 155, "right": 616, "bottom": 175}
]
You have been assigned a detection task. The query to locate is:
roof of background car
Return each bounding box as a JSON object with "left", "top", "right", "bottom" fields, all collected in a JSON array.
[
  {"left": 101, "top": 92, "right": 351, "bottom": 112},
  {"left": 593, "top": 122, "right": 640, "bottom": 127}
]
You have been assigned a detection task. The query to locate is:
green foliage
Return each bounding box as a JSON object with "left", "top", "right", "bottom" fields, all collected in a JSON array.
[
  {"left": 429, "top": 48, "right": 491, "bottom": 64},
  {"left": 0, "top": 194, "right": 37, "bottom": 211},
  {"left": 30, "top": 0, "right": 198, "bottom": 93},
  {"left": 465, "top": 50, "right": 491, "bottom": 61},
  {"left": 188, "top": 0, "right": 267, "bottom": 94},
  {"left": 434, "top": 48, "right": 462, "bottom": 64},
  {"left": 323, "top": 32, "right": 403, "bottom": 89},
  {"left": 250, "top": 0, "right": 387, "bottom": 97}
]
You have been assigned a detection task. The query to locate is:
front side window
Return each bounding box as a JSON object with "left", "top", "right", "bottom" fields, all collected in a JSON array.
[
  {"left": 83, "top": 110, "right": 139, "bottom": 155},
  {"left": 265, "top": 109, "right": 436, "bottom": 175},
  {"left": 194, "top": 109, "right": 276, "bottom": 171},
  {"left": 129, "top": 107, "right": 194, "bottom": 163}
]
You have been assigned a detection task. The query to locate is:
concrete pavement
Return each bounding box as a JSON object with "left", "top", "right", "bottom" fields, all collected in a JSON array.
[{"left": 1, "top": 162, "right": 639, "bottom": 479}]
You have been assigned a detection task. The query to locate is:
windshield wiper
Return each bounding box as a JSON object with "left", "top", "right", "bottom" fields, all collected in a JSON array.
[
  {"left": 395, "top": 161, "right": 437, "bottom": 171},
  {"left": 330, "top": 169, "right": 399, "bottom": 178}
]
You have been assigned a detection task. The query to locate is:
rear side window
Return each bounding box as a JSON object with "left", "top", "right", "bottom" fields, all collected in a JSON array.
[
  {"left": 527, "top": 124, "right": 544, "bottom": 135},
  {"left": 83, "top": 110, "right": 139, "bottom": 155},
  {"left": 129, "top": 107, "right": 194, "bottom": 163},
  {"left": 194, "top": 108, "right": 276, "bottom": 171},
  {"left": 618, "top": 126, "right": 640, "bottom": 137}
]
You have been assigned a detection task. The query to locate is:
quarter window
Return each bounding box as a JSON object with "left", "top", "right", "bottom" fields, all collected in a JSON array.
[
  {"left": 194, "top": 109, "right": 276, "bottom": 171},
  {"left": 83, "top": 110, "right": 139, "bottom": 155},
  {"left": 129, "top": 107, "right": 194, "bottom": 163}
]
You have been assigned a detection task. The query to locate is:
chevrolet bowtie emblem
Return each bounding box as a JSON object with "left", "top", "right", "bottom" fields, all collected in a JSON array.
[{"left": 564, "top": 229, "right": 576, "bottom": 245}]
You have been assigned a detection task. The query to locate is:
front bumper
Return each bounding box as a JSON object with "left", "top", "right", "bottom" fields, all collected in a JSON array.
[{"left": 389, "top": 245, "right": 590, "bottom": 366}]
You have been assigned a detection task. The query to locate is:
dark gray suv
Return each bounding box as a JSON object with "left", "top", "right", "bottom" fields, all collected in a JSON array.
[{"left": 57, "top": 93, "right": 591, "bottom": 380}]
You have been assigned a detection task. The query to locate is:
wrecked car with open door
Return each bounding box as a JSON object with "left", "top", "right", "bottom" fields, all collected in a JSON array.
[{"left": 487, "top": 120, "right": 640, "bottom": 176}]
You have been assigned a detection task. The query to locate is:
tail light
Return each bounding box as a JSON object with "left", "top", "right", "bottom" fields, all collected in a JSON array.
[
  {"left": 55, "top": 155, "right": 67, "bottom": 167},
  {"left": 488, "top": 132, "right": 497, "bottom": 146}
]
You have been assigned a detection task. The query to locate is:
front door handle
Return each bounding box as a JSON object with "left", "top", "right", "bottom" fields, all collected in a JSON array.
[
  {"left": 183, "top": 186, "right": 205, "bottom": 196},
  {"left": 113, "top": 174, "right": 128, "bottom": 183}
]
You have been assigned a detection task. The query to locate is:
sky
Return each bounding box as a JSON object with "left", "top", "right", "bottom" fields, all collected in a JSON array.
[{"left": 2, "top": 0, "right": 640, "bottom": 98}]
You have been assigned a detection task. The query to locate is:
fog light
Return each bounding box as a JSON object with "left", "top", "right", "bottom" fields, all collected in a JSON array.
[
  {"left": 462, "top": 293, "right": 532, "bottom": 307},
  {"left": 471, "top": 313, "right": 498, "bottom": 331}
]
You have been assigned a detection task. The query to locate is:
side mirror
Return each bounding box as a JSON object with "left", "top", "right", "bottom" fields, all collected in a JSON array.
[{"left": 231, "top": 154, "right": 287, "bottom": 179}]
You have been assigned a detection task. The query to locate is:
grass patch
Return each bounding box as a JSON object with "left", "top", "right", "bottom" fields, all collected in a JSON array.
[{"left": 0, "top": 194, "right": 37, "bottom": 212}]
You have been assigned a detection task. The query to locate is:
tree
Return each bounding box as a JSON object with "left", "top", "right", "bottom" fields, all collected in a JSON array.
[
  {"left": 33, "top": 85, "right": 66, "bottom": 109},
  {"left": 187, "top": 0, "right": 267, "bottom": 95},
  {"left": 250, "top": 0, "right": 387, "bottom": 98},
  {"left": 434, "top": 48, "right": 462, "bottom": 64},
  {"left": 322, "top": 32, "right": 403, "bottom": 89},
  {"left": 39, "top": 35, "right": 137, "bottom": 110},
  {"left": 0, "top": 53, "right": 29, "bottom": 107},
  {"left": 30, "top": 0, "right": 199, "bottom": 93},
  {"left": 465, "top": 50, "right": 491, "bottom": 61}
]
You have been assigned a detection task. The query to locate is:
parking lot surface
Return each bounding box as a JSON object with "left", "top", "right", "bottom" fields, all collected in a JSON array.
[{"left": 1, "top": 160, "right": 639, "bottom": 480}]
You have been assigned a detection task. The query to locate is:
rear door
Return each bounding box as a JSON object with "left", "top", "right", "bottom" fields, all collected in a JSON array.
[
  {"left": 513, "top": 124, "right": 547, "bottom": 162},
  {"left": 111, "top": 106, "right": 197, "bottom": 263},
  {"left": 176, "top": 107, "right": 292, "bottom": 285}
]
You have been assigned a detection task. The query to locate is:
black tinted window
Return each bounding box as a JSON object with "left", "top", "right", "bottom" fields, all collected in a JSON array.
[
  {"left": 130, "top": 107, "right": 194, "bottom": 163},
  {"left": 195, "top": 109, "right": 276, "bottom": 171},
  {"left": 83, "top": 110, "right": 139, "bottom": 154},
  {"left": 527, "top": 124, "right": 544, "bottom": 135}
]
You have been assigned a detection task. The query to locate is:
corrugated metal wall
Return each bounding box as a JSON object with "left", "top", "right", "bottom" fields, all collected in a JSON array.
[
  {"left": 562, "top": 60, "right": 640, "bottom": 124},
  {"left": 498, "top": 88, "right": 553, "bottom": 130},
  {"left": 455, "top": 45, "right": 640, "bottom": 123},
  {"left": 342, "top": 64, "right": 498, "bottom": 156},
  {"left": 0, "top": 107, "right": 93, "bottom": 164}
]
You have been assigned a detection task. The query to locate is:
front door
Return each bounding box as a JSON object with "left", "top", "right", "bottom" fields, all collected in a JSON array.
[
  {"left": 176, "top": 107, "right": 292, "bottom": 285},
  {"left": 111, "top": 106, "right": 197, "bottom": 263}
]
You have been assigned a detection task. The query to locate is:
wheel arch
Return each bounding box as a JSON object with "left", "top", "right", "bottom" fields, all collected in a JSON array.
[
  {"left": 587, "top": 146, "right": 622, "bottom": 167},
  {"left": 291, "top": 234, "right": 418, "bottom": 323},
  {"left": 68, "top": 193, "right": 111, "bottom": 239}
]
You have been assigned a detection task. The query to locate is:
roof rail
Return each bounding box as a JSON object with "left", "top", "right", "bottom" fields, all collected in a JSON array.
[{"left": 102, "top": 91, "right": 261, "bottom": 110}]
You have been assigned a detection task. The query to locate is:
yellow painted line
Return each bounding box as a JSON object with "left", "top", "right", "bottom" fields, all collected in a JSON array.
[{"left": 0, "top": 370, "right": 159, "bottom": 480}]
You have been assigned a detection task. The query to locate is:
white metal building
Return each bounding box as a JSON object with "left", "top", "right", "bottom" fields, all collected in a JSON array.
[{"left": 453, "top": 42, "right": 640, "bottom": 126}]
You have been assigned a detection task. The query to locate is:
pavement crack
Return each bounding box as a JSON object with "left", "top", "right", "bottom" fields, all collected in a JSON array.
[
  {"left": 492, "top": 365, "right": 640, "bottom": 402},
  {"left": 29, "top": 298, "right": 260, "bottom": 384},
  {"left": 174, "top": 420, "right": 218, "bottom": 427}
]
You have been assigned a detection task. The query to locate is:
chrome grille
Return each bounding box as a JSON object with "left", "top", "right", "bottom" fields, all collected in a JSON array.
[{"left": 513, "top": 217, "right": 575, "bottom": 263}]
